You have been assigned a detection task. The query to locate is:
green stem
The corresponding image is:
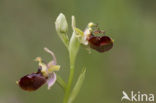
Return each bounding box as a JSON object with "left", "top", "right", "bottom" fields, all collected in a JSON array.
[
  {"left": 62, "top": 15, "right": 80, "bottom": 103},
  {"left": 63, "top": 51, "right": 76, "bottom": 103}
]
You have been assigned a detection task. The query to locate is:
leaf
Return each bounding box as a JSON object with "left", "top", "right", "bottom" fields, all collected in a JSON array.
[{"left": 68, "top": 68, "right": 86, "bottom": 103}]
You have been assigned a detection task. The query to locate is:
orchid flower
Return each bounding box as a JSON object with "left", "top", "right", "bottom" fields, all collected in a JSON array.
[{"left": 17, "top": 48, "right": 60, "bottom": 91}]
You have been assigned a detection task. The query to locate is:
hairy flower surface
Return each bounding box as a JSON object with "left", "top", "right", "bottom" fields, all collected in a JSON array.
[
  {"left": 88, "top": 35, "right": 113, "bottom": 52},
  {"left": 17, "top": 48, "right": 60, "bottom": 91}
]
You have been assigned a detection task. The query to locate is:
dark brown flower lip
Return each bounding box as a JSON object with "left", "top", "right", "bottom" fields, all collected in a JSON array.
[
  {"left": 18, "top": 71, "right": 47, "bottom": 91},
  {"left": 88, "top": 35, "right": 113, "bottom": 52}
]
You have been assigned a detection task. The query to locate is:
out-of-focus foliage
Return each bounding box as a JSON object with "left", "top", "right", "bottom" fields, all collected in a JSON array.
[{"left": 0, "top": 0, "right": 156, "bottom": 103}]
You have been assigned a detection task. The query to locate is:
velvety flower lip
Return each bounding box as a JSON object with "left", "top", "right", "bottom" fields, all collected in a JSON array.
[
  {"left": 18, "top": 68, "right": 47, "bottom": 91},
  {"left": 17, "top": 48, "right": 60, "bottom": 91},
  {"left": 88, "top": 35, "right": 113, "bottom": 52}
]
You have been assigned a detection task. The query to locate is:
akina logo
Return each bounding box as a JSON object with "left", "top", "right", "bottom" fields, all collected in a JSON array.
[{"left": 121, "top": 91, "right": 154, "bottom": 102}]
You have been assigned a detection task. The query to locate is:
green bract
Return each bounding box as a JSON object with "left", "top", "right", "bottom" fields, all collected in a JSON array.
[{"left": 69, "top": 16, "right": 80, "bottom": 63}]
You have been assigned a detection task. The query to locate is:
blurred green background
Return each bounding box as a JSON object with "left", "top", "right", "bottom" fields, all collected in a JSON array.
[{"left": 0, "top": 0, "right": 156, "bottom": 103}]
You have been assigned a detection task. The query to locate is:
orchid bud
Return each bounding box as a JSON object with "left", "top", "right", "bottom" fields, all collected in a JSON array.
[{"left": 55, "top": 13, "right": 69, "bottom": 48}]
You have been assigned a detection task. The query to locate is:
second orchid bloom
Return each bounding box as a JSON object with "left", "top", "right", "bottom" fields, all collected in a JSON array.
[{"left": 75, "top": 22, "right": 113, "bottom": 52}]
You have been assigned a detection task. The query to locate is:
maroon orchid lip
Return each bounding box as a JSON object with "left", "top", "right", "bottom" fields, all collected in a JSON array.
[
  {"left": 88, "top": 35, "right": 113, "bottom": 52},
  {"left": 18, "top": 70, "right": 47, "bottom": 91},
  {"left": 17, "top": 48, "right": 60, "bottom": 91}
]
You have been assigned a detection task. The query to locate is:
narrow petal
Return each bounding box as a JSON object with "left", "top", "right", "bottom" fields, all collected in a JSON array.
[
  {"left": 44, "top": 47, "right": 57, "bottom": 66},
  {"left": 47, "top": 72, "right": 57, "bottom": 89},
  {"left": 44, "top": 48, "right": 57, "bottom": 68}
]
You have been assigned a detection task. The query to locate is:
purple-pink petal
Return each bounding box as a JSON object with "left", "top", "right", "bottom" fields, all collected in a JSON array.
[{"left": 47, "top": 72, "right": 57, "bottom": 89}]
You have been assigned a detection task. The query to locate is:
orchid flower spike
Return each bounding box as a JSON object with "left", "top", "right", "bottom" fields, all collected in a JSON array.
[{"left": 17, "top": 48, "right": 60, "bottom": 91}]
